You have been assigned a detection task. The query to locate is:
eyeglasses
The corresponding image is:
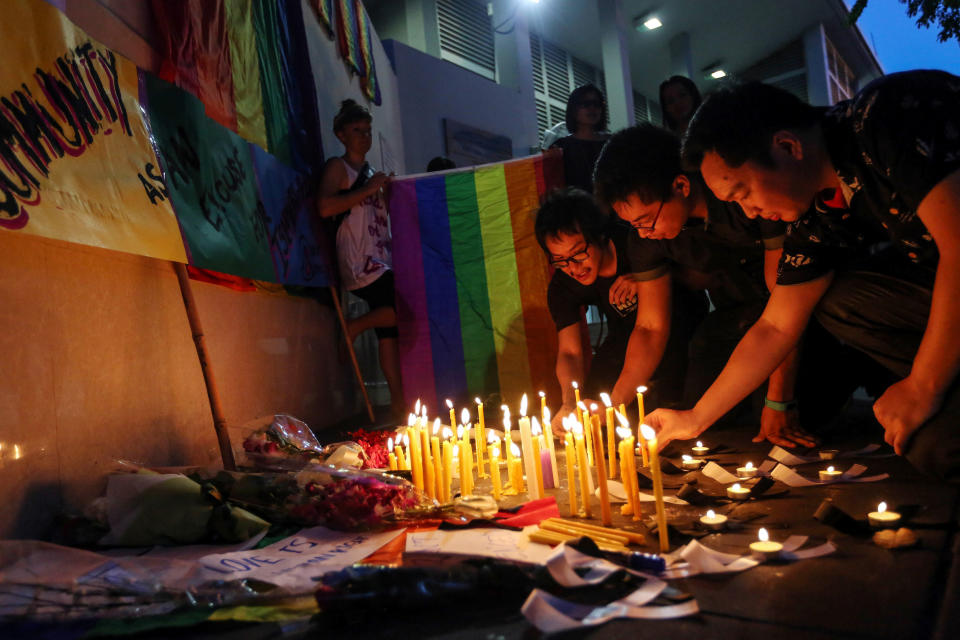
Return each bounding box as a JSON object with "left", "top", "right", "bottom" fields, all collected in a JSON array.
[
  {"left": 579, "top": 99, "right": 602, "bottom": 109},
  {"left": 632, "top": 201, "right": 665, "bottom": 232},
  {"left": 549, "top": 246, "right": 591, "bottom": 268}
]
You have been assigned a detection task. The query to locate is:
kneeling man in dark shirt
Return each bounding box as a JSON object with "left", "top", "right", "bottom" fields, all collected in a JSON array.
[
  {"left": 535, "top": 189, "right": 702, "bottom": 433},
  {"left": 649, "top": 71, "right": 960, "bottom": 482}
]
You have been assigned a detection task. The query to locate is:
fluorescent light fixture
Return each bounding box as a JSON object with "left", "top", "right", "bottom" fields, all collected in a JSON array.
[
  {"left": 643, "top": 17, "right": 662, "bottom": 30},
  {"left": 710, "top": 69, "right": 727, "bottom": 79}
]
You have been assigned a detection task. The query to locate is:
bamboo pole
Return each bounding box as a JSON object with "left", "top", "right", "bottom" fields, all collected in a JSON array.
[
  {"left": 328, "top": 285, "right": 376, "bottom": 423},
  {"left": 173, "top": 263, "right": 236, "bottom": 470}
]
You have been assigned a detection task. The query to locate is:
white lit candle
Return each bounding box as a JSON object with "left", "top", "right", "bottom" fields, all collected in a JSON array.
[
  {"left": 868, "top": 501, "right": 901, "bottom": 528},
  {"left": 749, "top": 527, "right": 783, "bottom": 559},
  {"left": 727, "top": 482, "right": 750, "bottom": 500},
  {"left": 737, "top": 461, "right": 758, "bottom": 478},
  {"left": 819, "top": 465, "right": 843, "bottom": 482},
  {"left": 681, "top": 454, "right": 701, "bottom": 470},
  {"left": 692, "top": 441, "right": 710, "bottom": 456},
  {"left": 699, "top": 509, "right": 727, "bottom": 531}
]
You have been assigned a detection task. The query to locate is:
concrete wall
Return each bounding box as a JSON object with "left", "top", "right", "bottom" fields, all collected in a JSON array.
[
  {"left": 384, "top": 39, "right": 539, "bottom": 174},
  {"left": 0, "top": 0, "right": 402, "bottom": 539}
]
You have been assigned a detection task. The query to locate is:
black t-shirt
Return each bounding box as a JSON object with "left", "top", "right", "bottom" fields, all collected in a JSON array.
[
  {"left": 627, "top": 185, "right": 785, "bottom": 309},
  {"left": 551, "top": 135, "right": 609, "bottom": 193},
  {"left": 778, "top": 70, "right": 960, "bottom": 287},
  {"left": 548, "top": 223, "right": 637, "bottom": 346}
]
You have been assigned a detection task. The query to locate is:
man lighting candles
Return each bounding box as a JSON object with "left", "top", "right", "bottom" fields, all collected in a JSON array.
[{"left": 648, "top": 71, "right": 960, "bottom": 482}]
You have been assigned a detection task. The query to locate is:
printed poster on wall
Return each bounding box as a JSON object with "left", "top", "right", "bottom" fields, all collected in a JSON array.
[{"left": 0, "top": 0, "right": 186, "bottom": 261}]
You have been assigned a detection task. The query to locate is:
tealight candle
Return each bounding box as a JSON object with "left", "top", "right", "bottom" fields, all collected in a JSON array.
[
  {"left": 699, "top": 509, "right": 727, "bottom": 531},
  {"left": 681, "top": 454, "right": 702, "bottom": 470},
  {"left": 749, "top": 528, "right": 783, "bottom": 559},
  {"left": 737, "top": 461, "right": 758, "bottom": 478},
  {"left": 727, "top": 482, "right": 750, "bottom": 500},
  {"left": 819, "top": 465, "right": 843, "bottom": 482},
  {"left": 868, "top": 501, "right": 901, "bottom": 528},
  {"left": 819, "top": 449, "right": 839, "bottom": 460},
  {"left": 692, "top": 441, "right": 710, "bottom": 456}
]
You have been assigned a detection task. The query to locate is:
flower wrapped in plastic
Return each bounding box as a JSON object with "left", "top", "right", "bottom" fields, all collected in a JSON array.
[
  {"left": 186, "top": 464, "right": 440, "bottom": 532},
  {"left": 238, "top": 414, "right": 365, "bottom": 471}
]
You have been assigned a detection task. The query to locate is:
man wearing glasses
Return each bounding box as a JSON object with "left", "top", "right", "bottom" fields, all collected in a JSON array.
[
  {"left": 535, "top": 188, "right": 704, "bottom": 433},
  {"left": 593, "top": 124, "right": 825, "bottom": 448}
]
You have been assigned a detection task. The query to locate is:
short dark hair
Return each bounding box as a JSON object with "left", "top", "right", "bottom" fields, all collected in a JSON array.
[
  {"left": 333, "top": 98, "right": 372, "bottom": 132},
  {"left": 593, "top": 124, "right": 682, "bottom": 207},
  {"left": 564, "top": 85, "right": 608, "bottom": 134},
  {"left": 658, "top": 75, "right": 702, "bottom": 133},
  {"left": 426, "top": 156, "right": 456, "bottom": 172},
  {"left": 682, "top": 81, "right": 821, "bottom": 170},
  {"left": 535, "top": 187, "right": 612, "bottom": 255}
]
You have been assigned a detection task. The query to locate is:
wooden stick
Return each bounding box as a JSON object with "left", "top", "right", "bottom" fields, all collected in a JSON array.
[
  {"left": 539, "top": 520, "right": 630, "bottom": 546},
  {"left": 173, "top": 263, "right": 235, "bottom": 471},
  {"left": 328, "top": 285, "right": 376, "bottom": 423},
  {"left": 544, "top": 517, "right": 646, "bottom": 545}
]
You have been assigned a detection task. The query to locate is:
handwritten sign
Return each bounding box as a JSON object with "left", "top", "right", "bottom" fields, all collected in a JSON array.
[
  {"left": 405, "top": 527, "right": 554, "bottom": 565},
  {"left": 198, "top": 526, "right": 403, "bottom": 590}
]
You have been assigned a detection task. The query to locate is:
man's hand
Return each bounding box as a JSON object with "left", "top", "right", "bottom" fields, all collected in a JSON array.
[
  {"left": 609, "top": 275, "right": 638, "bottom": 308},
  {"left": 754, "top": 407, "right": 819, "bottom": 448},
  {"left": 644, "top": 408, "right": 704, "bottom": 451},
  {"left": 551, "top": 405, "right": 574, "bottom": 438},
  {"left": 874, "top": 376, "right": 942, "bottom": 454}
]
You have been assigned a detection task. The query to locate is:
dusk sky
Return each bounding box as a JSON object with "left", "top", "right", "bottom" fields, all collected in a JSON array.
[{"left": 847, "top": 1, "right": 960, "bottom": 75}]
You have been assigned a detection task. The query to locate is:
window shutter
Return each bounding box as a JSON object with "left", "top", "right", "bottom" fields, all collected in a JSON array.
[{"left": 437, "top": 0, "right": 496, "bottom": 80}]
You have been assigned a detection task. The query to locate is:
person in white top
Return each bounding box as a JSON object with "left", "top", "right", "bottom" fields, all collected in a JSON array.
[{"left": 318, "top": 99, "right": 403, "bottom": 416}]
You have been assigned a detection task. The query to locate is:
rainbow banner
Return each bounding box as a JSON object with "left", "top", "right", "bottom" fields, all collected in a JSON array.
[{"left": 389, "top": 154, "right": 564, "bottom": 409}]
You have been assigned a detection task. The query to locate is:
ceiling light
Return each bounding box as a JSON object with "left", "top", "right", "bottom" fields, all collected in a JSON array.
[
  {"left": 710, "top": 69, "right": 727, "bottom": 79},
  {"left": 643, "top": 17, "right": 662, "bottom": 30}
]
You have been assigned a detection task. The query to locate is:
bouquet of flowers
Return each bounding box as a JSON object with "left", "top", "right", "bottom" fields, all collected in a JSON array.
[
  {"left": 239, "top": 414, "right": 364, "bottom": 471},
  {"left": 346, "top": 428, "right": 392, "bottom": 469}
]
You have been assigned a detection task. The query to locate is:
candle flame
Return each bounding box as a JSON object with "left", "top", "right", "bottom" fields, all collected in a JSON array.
[
  {"left": 745, "top": 461, "right": 754, "bottom": 470},
  {"left": 590, "top": 403, "right": 598, "bottom": 412},
  {"left": 572, "top": 381, "right": 579, "bottom": 389},
  {"left": 446, "top": 399, "right": 453, "bottom": 409},
  {"left": 433, "top": 418, "right": 441, "bottom": 434},
  {"left": 600, "top": 392, "right": 612, "bottom": 407},
  {"left": 488, "top": 432, "right": 499, "bottom": 444},
  {"left": 475, "top": 397, "right": 482, "bottom": 405},
  {"left": 543, "top": 406, "right": 551, "bottom": 423},
  {"left": 878, "top": 501, "right": 887, "bottom": 513},
  {"left": 503, "top": 415, "right": 512, "bottom": 430},
  {"left": 13, "top": 444, "right": 21, "bottom": 459},
  {"left": 442, "top": 427, "right": 453, "bottom": 439},
  {"left": 457, "top": 425, "right": 464, "bottom": 439},
  {"left": 577, "top": 401, "right": 588, "bottom": 412},
  {"left": 637, "top": 385, "right": 647, "bottom": 393},
  {"left": 422, "top": 405, "right": 428, "bottom": 418},
  {"left": 682, "top": 454, "right": 692, "bottom": 461},
  {"left": 387, "top": 437, "right": 394, "bottom": 450},
  {"left": 731, "top": 483, "right": 741, "bottom": 491},
  {"left": 491, "top": 443, "right": 501, "bottom": 457},
  {"left": 707, "top": 509, "right": 716, "bottom": 518},
  {"left": 510, "top": 442, "right": 521, "bottom": 457},
  {"left": 461, "top": 407, "right": 470, "bottom": 425},
  {"left": 758, "top": 528, "right": 769, "bottom": 542},
  {"left": 415, "top": 399, "right": 421, "bottom": 414},
  {"left": 572, "top": 421, "right": 583, "bottom": 436},
  {"left": 696, "top": 441, "right": 703, "bottom": 448},
  {"left": 616, "top": 426, "right": 631, "bottom": 439},
  {"left": 538, "top": 390, "right": 545, "bottom": 397},
  {"left": 827, "top": 465, "right": 835, "bottom": 473},
  {"left": 407, "top": 413, "right": 416, "bottom": 426},
  {"left": 531, "top": 417, "right": 541, "bottom": 436},
  {"left": 562, "top": 416, "right": 573, "bottom": 432},
  {"left": 640, "top": 423, "right": 656, "bottom": 440},
  {"left": 615, "top": 411, "right": 630, "bottom": 428},
  {"left": 520, "top": 393, "right": 528, "bottom": 417},
  {"left": 402, "top": 433, "right": 409, "bottom": 446}
]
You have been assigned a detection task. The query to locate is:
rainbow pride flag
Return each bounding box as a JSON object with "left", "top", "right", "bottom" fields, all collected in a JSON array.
[{"left": 389, "top": 153, "right": 564, "bottom": 409}]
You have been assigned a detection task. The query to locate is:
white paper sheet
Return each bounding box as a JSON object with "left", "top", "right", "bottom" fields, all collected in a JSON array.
[
  {"left": 404, "top": 527, "right": 555, "bottom": 565},
  {"left": 768, "top": 444, "right": 884, "bottom": 466},
  {"left": 604, "top": 479, "right": 689, "bottom": 505},
  {"left": 198, "top": 526, "right": 404, "bottom": 589},
  {"left": 701, "top": 461, "right": 742, "bottom": 484},
  {"left": 770, "top": 463, "right": 889, "bottom": 487}
]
